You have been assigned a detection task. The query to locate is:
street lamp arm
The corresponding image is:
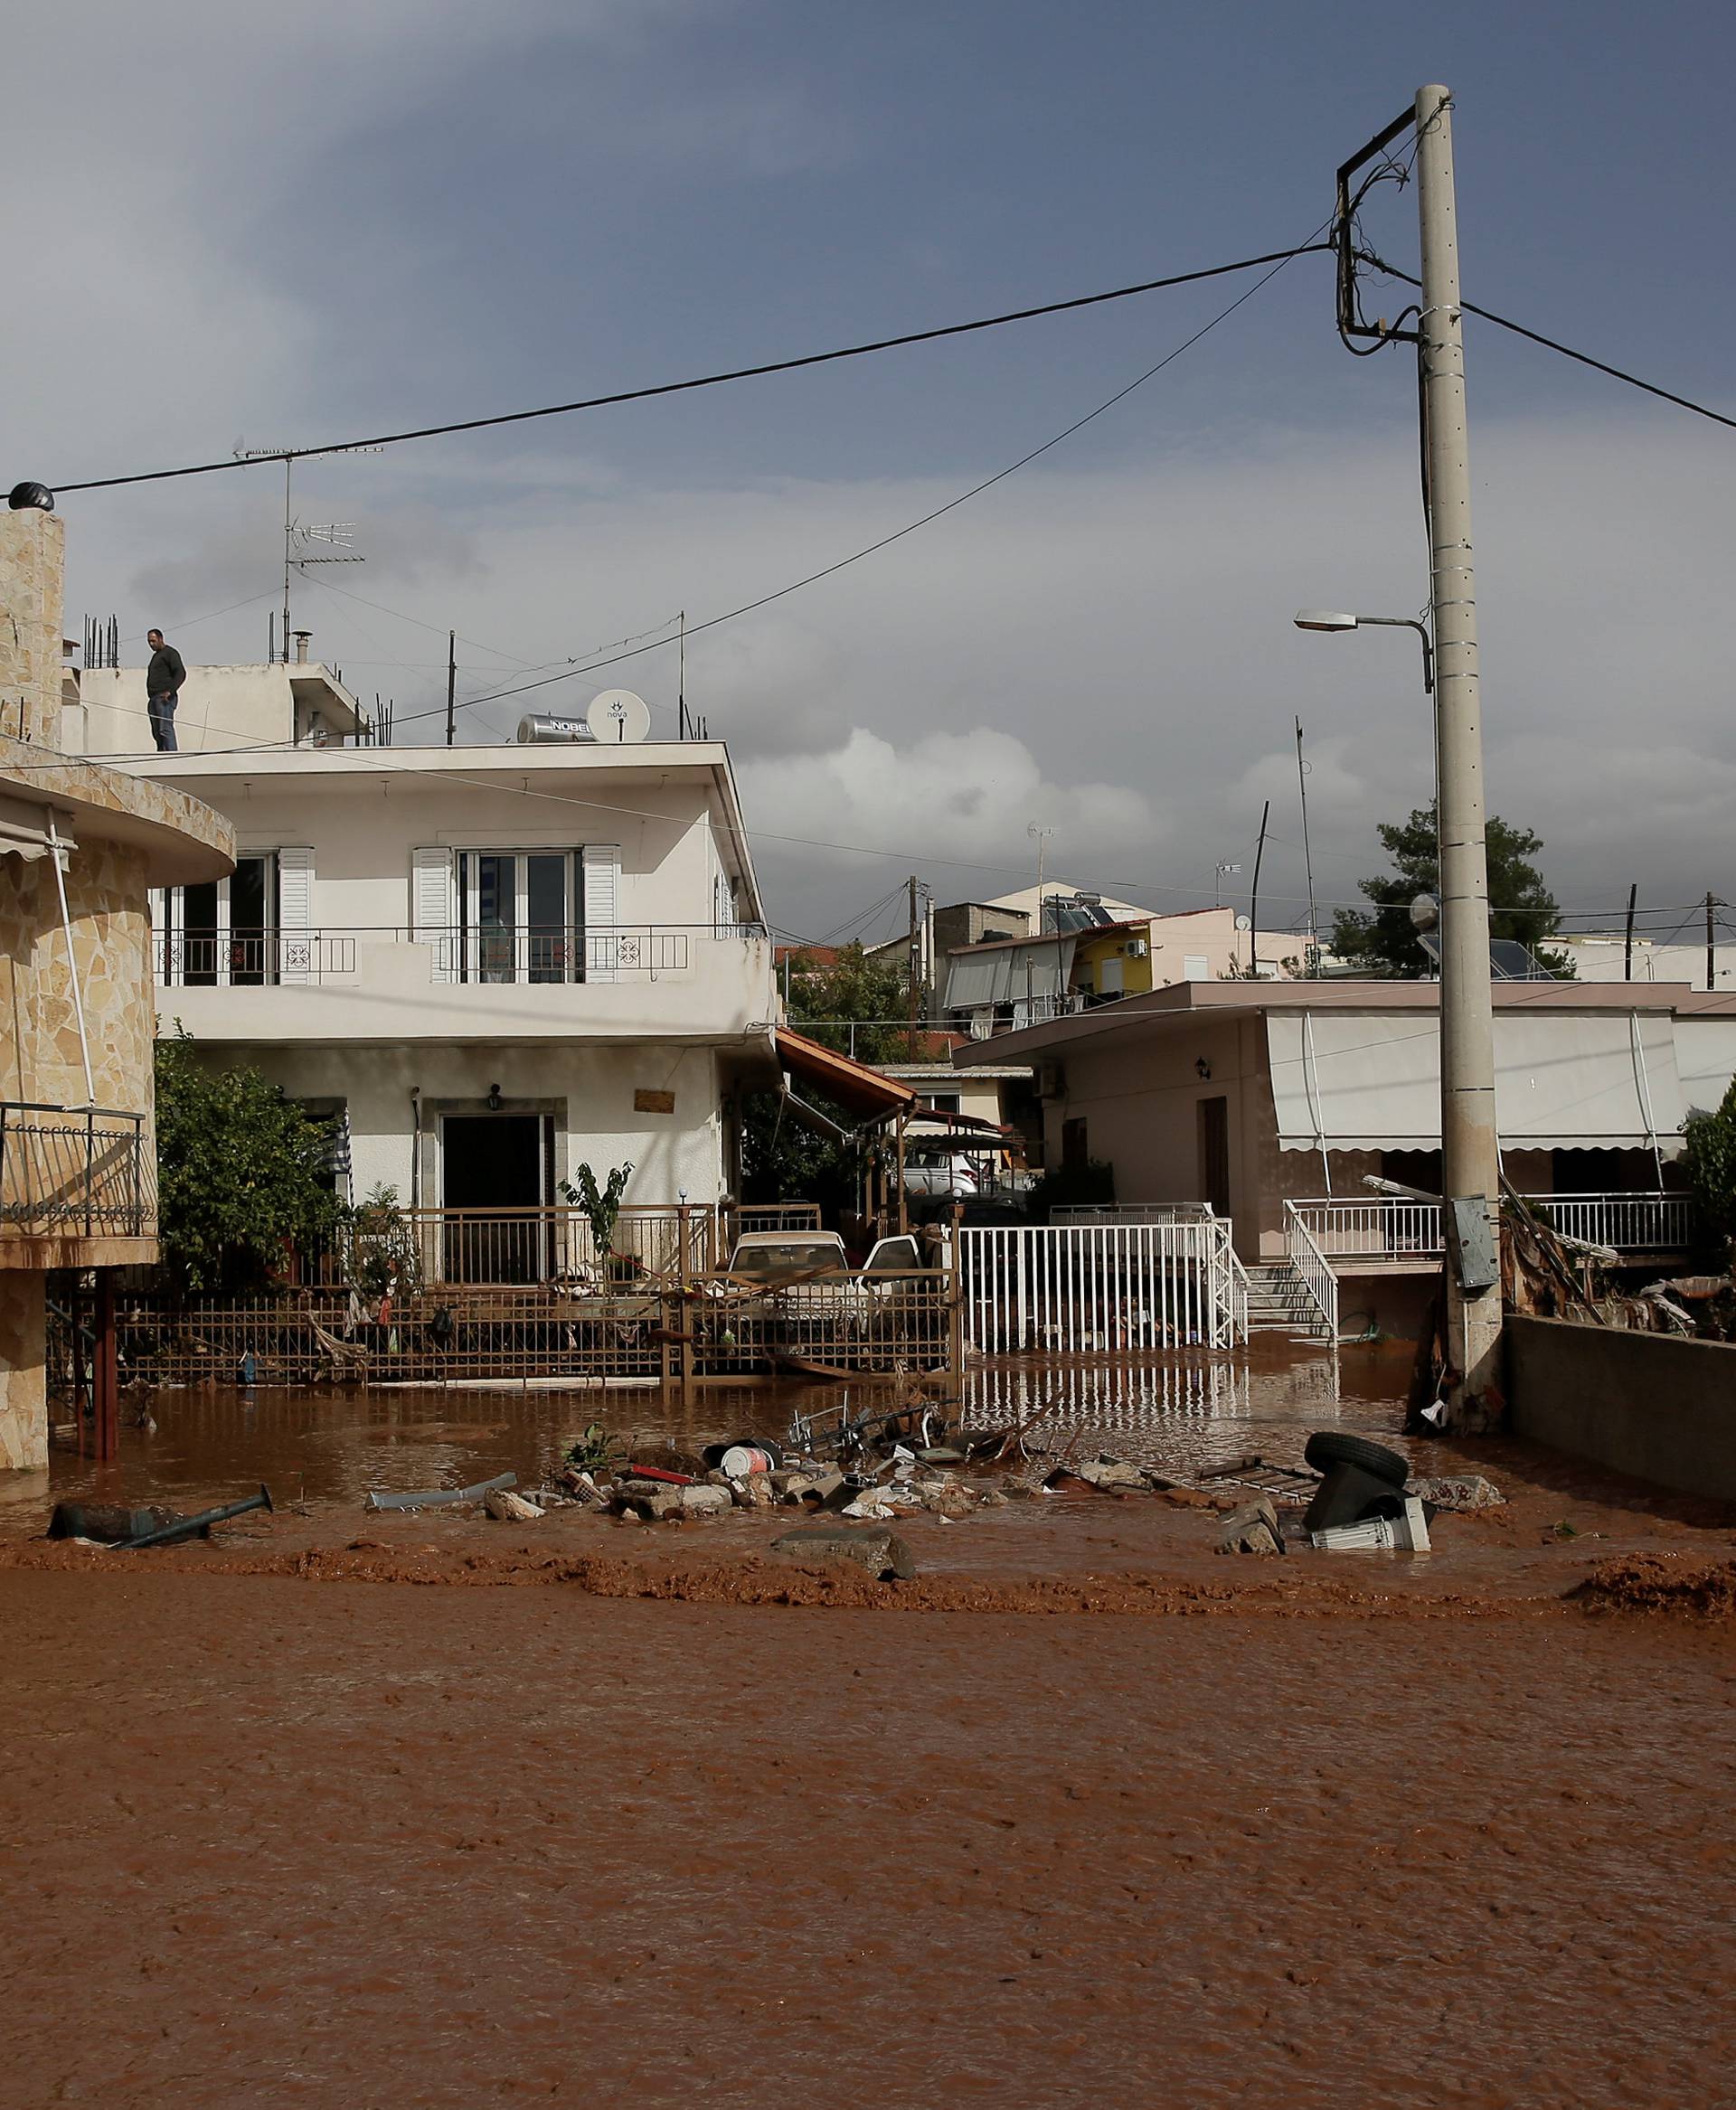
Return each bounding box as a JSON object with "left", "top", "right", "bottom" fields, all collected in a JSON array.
[{"left": 1354, "top": 615, "right": 1435, "bottom": 693}]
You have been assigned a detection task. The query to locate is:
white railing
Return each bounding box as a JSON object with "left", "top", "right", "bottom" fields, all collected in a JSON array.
[
  {"left": 959, "top": 1217, "right": 1245, "bottom": 1355},
  {"left": 1290, "top": 1192, "right": 1690, "bottom": 1259},
  {"left": 1531, "top": 1192, "right": 1692, "bottom": 1251},
  {"left": 1281, "top": 1202, "right": 1340, "bottom": 1340},
  {"left": 1052, "top": 1203, "right": 1217, "bottom": 1223},
  {"left": 1222, "top": 1240, "right": 1251, "bottom": 1345},
  {"left": 1290, "top": 1198, "right": 1441, "bottom": 1258}
]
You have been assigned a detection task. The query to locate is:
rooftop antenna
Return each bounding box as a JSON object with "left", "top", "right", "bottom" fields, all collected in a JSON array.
[
  {"left": 1027, "top": 822, "right": 1053, "bottom": 915},
  {"left": 677, "top": 608, "right": 687, "bottom": 740},
  {"left": 233, "top": 439, "right": 382, "bottom": 660}
]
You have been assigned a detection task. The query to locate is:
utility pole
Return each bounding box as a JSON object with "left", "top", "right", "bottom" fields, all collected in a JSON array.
[
  {"left": 1296, "top": 718, "right": 1319, "bottom": 975},
  {"left": 1624, "top": 884, "right": 1637, "bottom": 981},
  {"left": 445, "top": 630, "right": 457, "bottom": 749},
  {"left": 1708, "top": 892, "right": 1722, "bottom": 992},
  {"left": 1248, "top": 801, "right": 1269, "bottom": 979},
  {"left": 1417, "top": 83, "right": 1503, "bottom": 1428},
  {"left": 907, "top": 874, "right": 920, "bottom": 1058}
]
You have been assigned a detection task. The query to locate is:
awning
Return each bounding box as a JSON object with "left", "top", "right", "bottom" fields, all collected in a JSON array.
[
  {"left": 1267, "top": 1009, "right": 1686, "bottom": 1155},
  {"left": 0, "top": 794, "right": 71, "bottom": 863},
  {"left": 774, "top": 1026, "right": 916, "bottom": 1124},
  {"left": 943, "top": 936, "right": 1075, "bottom": 1011},
  {"left": 1674, "top": 1016, "right": 1736, "bottom": 1121}
]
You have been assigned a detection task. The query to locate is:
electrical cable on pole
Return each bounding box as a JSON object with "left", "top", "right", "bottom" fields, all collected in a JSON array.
[
  {"left": 445, "top": 632, "right": 457, "bottom": 749},
  {"left": 39, "top": 248, "right": 1333, "bottom": 495},
  {"left": 1296, "top": 718, "right": 1319, "bottom": 975}
]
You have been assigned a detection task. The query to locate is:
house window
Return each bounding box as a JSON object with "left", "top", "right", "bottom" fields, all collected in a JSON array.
[
  {"left": 158, "top": 854, "right": 278, "bottom": 986},
  {"left": 922, "top": 1092, "right": 961, "bottom": 1114},
  {"left": 458, "top": 851, "right": 583, "bottom": 985}
]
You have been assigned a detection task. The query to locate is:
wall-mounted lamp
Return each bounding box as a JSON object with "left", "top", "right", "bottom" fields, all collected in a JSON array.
[
  {"left": 486, "top": 1082, "right": 503, "bottom": 1112},
  {"left": 1195, "top": 1057, "right": 1212, "bottom": 1081}
]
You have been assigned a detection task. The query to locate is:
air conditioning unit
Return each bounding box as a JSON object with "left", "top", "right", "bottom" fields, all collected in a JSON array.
[{"left": 1126, "top": 938, "right": 1149, "bottom": 958}]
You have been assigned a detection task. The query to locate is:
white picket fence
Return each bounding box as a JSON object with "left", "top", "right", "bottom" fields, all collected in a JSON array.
[{"left": 959, "top": 1219, "right": 1247, "bottom": 1354}]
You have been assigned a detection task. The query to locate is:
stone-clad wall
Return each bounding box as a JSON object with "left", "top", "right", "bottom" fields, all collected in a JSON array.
[
  {"left": 0, "top": 511, "right": 65, "bottom": 749},
  {"left": 0, "top": 836, "right": 156, "bottom": 1121}
]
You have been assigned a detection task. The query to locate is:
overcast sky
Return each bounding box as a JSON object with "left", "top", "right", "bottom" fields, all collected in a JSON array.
[{"left": 12, "top": 1, "right": 1734, "bottom": 947}]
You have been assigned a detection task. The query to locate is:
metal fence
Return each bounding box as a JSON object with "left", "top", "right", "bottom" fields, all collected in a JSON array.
[
  {"left": 1290, "top": 1192, "right": 1691, "bottom": 1259},
  {"left": 105, "top": 1267, "right": 956, "bottom": 1387},
  {"left": 306, "top": 1203, "right": 719, "bottom": 1290},
  {"left": 958, "top": 1219, "right": 1245, "bottom": 1354},
  {"left": 0, "top": 1103, "right": 152, "bottom": 1238},
  {"left": 1052, "top": 1203, "right": 1217, "bottom": 1223}
]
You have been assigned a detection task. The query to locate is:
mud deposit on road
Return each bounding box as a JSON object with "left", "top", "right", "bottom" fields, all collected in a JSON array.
[
  {"left": 5, "top": 1574, "right": 1735, "bottom": 2109},
  {"left": 8, "top": 1345, "right": 1736, "bottom": 2105}
]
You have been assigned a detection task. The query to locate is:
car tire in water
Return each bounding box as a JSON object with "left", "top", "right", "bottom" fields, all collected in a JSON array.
[{"left": 1302, "top": 1430, "right": 1410, "bottom": 1487}]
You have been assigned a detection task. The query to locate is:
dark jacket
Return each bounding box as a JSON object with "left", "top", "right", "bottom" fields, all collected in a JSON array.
[{"left": 146, "top": 644, "right": 186, "bottom": 695}]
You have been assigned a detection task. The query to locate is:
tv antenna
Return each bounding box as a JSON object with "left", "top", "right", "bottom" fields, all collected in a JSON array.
[{"left": 233, "top": 440, "right": 382, "bottom": 661}]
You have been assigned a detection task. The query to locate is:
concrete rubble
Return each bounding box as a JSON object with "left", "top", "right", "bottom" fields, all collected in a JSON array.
[
  {"left": 1410, "top": 1474, "right": 1505, "bottom": 1512},
  {"left": 1216, "top": 1496, "right": 1284, "bottom": 1556}
]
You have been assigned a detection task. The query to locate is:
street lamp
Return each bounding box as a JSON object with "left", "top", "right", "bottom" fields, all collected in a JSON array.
[{"left": 1294, "top": 610, "right": 1434, "bottom": 692}]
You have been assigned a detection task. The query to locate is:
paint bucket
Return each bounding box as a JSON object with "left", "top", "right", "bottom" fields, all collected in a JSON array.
[
  {"left": 720, "top": 1443, "right": 779, "bottom": 1478},
  {"left": 704, "top": 1437, "right": 783, "bottom": 1474}
]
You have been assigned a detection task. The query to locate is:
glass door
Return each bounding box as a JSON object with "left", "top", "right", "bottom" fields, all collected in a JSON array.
[{"left": 461, "top": 853, "right": 578, "bottom": 984}]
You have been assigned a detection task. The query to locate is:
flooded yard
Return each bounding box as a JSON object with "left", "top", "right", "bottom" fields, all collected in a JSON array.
[{"left": 1, "top": 1336, "right": 1416, "bottom": 1536}]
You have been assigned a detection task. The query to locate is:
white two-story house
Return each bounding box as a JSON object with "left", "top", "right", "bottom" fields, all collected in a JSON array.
[{"left": 67, "top": 653, "right": 778, "bottom": 1228}]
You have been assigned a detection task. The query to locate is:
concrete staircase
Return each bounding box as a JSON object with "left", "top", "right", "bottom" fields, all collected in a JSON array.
[{"left": 1243, "top": 1260, "right": 1335, "bottom": 1340}]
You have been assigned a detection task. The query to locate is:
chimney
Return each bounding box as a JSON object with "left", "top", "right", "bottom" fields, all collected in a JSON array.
[{"left": 293, "top": 629, "right": 312, "bottom": 664}]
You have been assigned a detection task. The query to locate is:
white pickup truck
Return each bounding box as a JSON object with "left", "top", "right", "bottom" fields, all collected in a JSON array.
[{"left": 722, "top": 1230, "right": 927, "bottom": 1324}]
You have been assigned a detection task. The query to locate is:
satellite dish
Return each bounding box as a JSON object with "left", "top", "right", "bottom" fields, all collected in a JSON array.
[
  {"left": 587, "top": 688, "right": 652, "bottom": 744},
  {"left": 1233, "top": 914, "right": 1251, "bottom": 932}
]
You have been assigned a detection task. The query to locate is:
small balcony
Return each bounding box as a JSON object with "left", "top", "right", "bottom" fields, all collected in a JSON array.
[
  {"left": 1288, "top": 1192, "right": 1693, "bottom": 1264},
  {"left": 151, "top": 923, "right": 776, "bottom": 1044},
  {"left": 0, "top": 1103, "right": 155, "bottom": 1245}
]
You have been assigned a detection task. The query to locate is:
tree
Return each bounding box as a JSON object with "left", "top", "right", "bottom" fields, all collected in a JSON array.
[
  {"left": 1329, "top": 801, "right": 1574, "bottom": 978},
  {"left": 155, "top": 1029, "right": 343, "bottom": 1291},
  {"left": 1682, "top": 1077, "right": 1736, "bottom": 1260},
  {"left": 782, "top": 943, "right": 911, "bottom": 1062}
]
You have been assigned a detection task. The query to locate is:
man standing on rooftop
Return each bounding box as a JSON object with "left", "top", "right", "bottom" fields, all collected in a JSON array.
[{"left": 145, "top": 627, "right": 185, "bottom": 752}]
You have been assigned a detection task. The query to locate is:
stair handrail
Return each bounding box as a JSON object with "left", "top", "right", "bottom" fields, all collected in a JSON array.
[
  {"left": 1218, "top": 1230, "right": 1251, "bottom": 1347},
  {"left": 1282, "top": 1200, "right": 1339, "bottom": 1340}
]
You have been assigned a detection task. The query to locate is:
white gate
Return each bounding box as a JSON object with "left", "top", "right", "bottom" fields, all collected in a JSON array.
[{"left": 959, "top": 1219, "right": 1246, "bottom": 1354}]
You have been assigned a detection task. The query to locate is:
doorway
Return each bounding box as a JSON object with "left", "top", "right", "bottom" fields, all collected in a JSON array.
[
  {"left": 1198, "top": 1096, "right": 1230, "bottom": 1220},
  {"left": 441, "top": 1113, "right": 554, "bottom": 1281}
]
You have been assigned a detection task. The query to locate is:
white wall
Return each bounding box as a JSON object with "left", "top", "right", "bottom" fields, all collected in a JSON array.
[
  {"left": 69, "top": 665, "right": 359, "bottom": 757},
  {"left": 220, "top": 1040, "right": 731, "bottom": 1206}
]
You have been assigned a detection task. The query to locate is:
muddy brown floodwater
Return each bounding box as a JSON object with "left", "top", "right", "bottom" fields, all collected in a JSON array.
[{"left": 5, "top": 1342, "right": 1736, "bottom": 2107}]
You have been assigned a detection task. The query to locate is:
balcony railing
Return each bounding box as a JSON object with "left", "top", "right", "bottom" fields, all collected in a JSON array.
[
  {"left": 301, "top": 1203, "right": 722, "bottom": 1291},
  {"left": 1289, "top": 1192, "right": 1693, "bottom": 1260},
  {"left": 155, "top": 923, "right": 768, "bottom": 989},
  {"left": 0, "top": 1102, "right": 154, "bottom": 1239}
]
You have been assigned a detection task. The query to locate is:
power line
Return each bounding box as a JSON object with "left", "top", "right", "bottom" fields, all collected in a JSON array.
[
  {"left": 399, "top": 237, "right": 1326, "bottom": 728},
  {"left": 1356, "top": 248, "right": 1736, "bottom": 432},
  {"left": 43, "top": 248, "right": 1333, "bottom": 497}
]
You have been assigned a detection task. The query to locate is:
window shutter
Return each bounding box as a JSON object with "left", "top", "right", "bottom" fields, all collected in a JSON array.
[
  {"left": 583, "top": 843, "right": 619, "bottom": 982},
  {"left": 277, "top": 846, "right": 315, "bottom": 984},
  {"left": 413, "top": 846, "right": 458, "bottom": 984}
]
